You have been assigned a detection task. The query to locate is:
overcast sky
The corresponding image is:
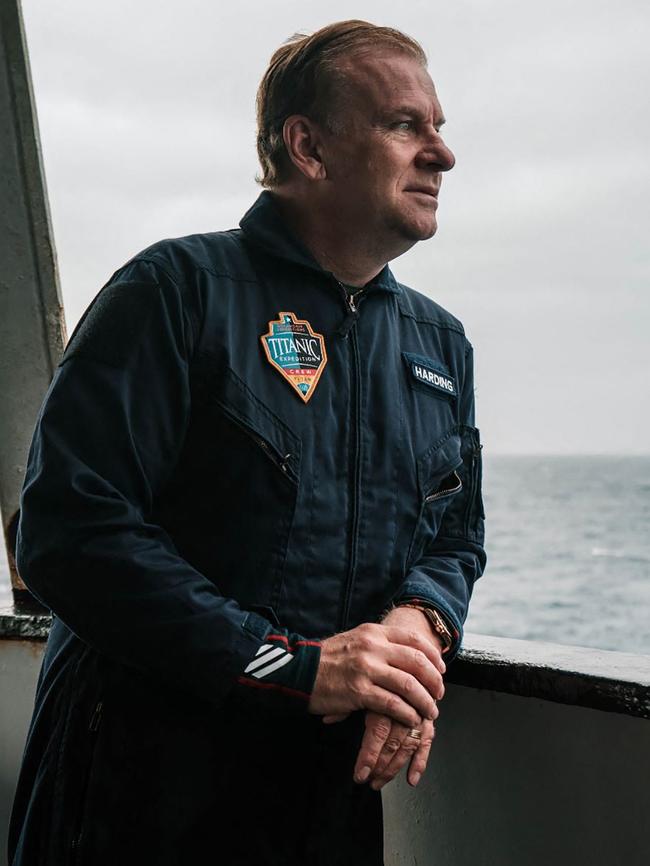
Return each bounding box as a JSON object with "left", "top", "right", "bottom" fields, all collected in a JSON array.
[{"left": 19, "top": 0, "right": 650, "bottom": 455}]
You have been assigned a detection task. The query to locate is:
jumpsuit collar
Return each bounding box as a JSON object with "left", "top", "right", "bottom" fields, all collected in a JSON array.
[{"left": 239, "top": 190, "right": 402, "bottom": 296}]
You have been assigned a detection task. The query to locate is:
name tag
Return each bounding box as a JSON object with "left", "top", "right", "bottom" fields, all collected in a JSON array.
[{"left": 402, "top": 352, "right": 456, "bottom": 397}]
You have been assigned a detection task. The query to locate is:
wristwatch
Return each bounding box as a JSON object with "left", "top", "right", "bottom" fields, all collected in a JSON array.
[{"left": 397, "top": 602, "right": 454, "bottom": 654}]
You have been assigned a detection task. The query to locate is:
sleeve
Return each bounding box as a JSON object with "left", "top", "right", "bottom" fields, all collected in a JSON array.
[
  {"left": 391, "top": 341, "right": 486, "bottom": 661},
  {"left": 16, "top": 257, "right": 321, "bottom": 713}
]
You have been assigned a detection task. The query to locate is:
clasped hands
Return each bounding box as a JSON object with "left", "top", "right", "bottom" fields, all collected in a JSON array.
[{"left": 308, "top": 606, "right": 445, "bottom": 791}]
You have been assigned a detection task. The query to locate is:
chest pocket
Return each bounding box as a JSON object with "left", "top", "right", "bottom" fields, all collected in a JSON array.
[
  {"left": 174, "top": 359, "right": 302, "bottom": 620},
  {"left": 215, "top": 365, "right": 301, "bottom": 486},
  {"left": 405, "top": 425, "right": 484, "bottom": 571}
]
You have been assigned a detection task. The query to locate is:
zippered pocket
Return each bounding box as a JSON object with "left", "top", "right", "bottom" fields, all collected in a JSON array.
[
  {"left": 463, "top": 442, "right": 484, "bottom": 536},
  {"left": 210, "top": 363, "right": 301, "bottom": 484},
  {"left": 187, "top": 361, "right": 302, "bottom": 612},
  {"left": 406, "top": 463, "right": 464, "bottom": 570},
  {"left": 219, "top": 405, "right": 298, "bottom": 486},
  {"left": 437, "top": 426, "right": 485, "bottom": 544},
  {"left": 69, "top": 699, "right": 103, "bottom": 862}
]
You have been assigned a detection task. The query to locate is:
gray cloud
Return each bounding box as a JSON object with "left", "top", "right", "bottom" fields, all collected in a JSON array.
[{"left": 20, "top": 0, "right": 650, "bottom": 453}]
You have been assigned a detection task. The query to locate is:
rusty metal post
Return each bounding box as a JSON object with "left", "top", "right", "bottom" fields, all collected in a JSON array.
[{"left": 0, "top": 0, "right": 66, "bottom": 604}]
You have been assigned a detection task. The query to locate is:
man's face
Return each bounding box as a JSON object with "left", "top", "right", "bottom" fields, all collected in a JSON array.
[{"left": 319, "top": 51, "right": 455, "bottom": 254}]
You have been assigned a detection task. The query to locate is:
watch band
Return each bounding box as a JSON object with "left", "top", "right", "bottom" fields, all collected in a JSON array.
[{"left": 397, "top": 602, "right": 453, "bottom": 654}]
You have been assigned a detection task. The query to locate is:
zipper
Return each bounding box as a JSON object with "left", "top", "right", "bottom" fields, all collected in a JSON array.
[
  {"left": 405, "top": 468, "right": 462, "bottom": 570},
  {"left": 425, "top": 469, "right": 462, "bottom": 503},
  {"left": 346, "top": 288, "right": 365, "bottom": 313},
  {"left": 336, "top": 279, "right": 367, "bottom": 336},
  {"left": 339, "top": 321, "right": 363, "bottom": 629},
  {"left": 224, "top": 409, "right": 297, "bottom": 484},
  {"left": 70, "top": 700, "right": 104, "bottom": 858},
  {"left": 250, "top": 430, "right": 295, "bottom": 481},
  {"left": 88, "top": 700, "right": 103, "bottom": 732},
  {"left": 464, "top": 445, "right": 482, "bottom": 535},
  {"left": 331, "top": 276, "right": 365, "bottom": 629}
]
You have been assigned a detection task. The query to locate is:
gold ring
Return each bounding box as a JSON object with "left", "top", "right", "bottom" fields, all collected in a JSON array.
[{"left": 408, "top": 728, "right": 422, "bottom": 740}]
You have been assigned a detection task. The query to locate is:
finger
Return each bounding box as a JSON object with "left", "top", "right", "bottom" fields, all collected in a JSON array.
[
  {"left": 353, "top": 713, "right": 392, "bottom": 783},
  {"left": 372, "top": 667, "right": 438, "bottom": 721},
  {"left": 407, "top": 717, "right": 436, "bottom": 787},
  {"left": 370, "top": 731, "right": 419, "bottom": 789},
  {"left": 385, "top": 644, "right": 446, "bottom": 701},
  {"left": 369, "top": 713, "right": 426, "bottom": 782},
  {"left": 369, "top": 702, "right": 436, "bottom": 781},
  {"left": 369, "top": 721, "right": 414, "bottom": 781},
  {"left": 373, "top": 718, "right": 436, "bottom": 790},
  {"left": 381, "top": 626, "right": 447, "bottom": 674},
  {"left": 363, "top": 685, "right": 424, "bottom": 728}
]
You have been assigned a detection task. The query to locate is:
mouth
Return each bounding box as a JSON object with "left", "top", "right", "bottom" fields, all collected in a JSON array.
[
  {"left": 405, "top": 188, "right": 439, "bottom": 199},
  {"left": 405, "top": 189, "right": 439, "bottom": 207}
]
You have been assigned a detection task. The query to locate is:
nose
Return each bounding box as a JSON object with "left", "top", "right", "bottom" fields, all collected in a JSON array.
[{"left": 416, "top": 128, "right": 455, "bottom": 172}]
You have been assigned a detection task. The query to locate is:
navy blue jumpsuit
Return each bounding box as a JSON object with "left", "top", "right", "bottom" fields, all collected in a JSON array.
[{"left": 9, "top": 191, "right": 485, "bottom": 866}]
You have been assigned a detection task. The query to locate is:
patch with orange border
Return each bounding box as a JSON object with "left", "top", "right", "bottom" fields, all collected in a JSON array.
[{"left": 260, "top": 312, "right": 327, "bottom": 403}]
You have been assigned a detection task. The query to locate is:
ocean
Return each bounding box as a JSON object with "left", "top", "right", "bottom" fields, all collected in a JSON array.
[
  {"left": 2, "top": 455, "right": 649, "bottom": 656},
  {"left": 465, "top": 455, "right": 650, "bottom": 656}
]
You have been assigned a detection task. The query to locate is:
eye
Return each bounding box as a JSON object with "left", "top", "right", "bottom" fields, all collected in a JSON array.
[{"left": 393, "top": 120, "right": 414, "bottom": 131}]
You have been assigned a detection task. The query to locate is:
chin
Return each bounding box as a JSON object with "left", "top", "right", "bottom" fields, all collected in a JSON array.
[
  {"left": 384, "top": 211, "right": 438, "bottom": 248},
  {"left": 405, "top": 220, "right": 438, "bottom": 242},
  {"left": 397, "top": 208, "right": 438, "bottom": 241}
]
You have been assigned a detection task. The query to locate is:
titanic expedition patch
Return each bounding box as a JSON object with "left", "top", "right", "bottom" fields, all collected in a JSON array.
[{"left": 260, "top": 312, "right": 328, "bottom": 403}]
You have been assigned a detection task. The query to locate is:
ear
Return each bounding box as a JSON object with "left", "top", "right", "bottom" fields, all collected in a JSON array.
[{"left": 282, "top": 115, "right": 328, "bottom": 181}]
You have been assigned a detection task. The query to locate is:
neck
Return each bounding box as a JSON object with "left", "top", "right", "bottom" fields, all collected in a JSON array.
[{"left": 271, "top": 189, "right": 408, "bottom": 287}]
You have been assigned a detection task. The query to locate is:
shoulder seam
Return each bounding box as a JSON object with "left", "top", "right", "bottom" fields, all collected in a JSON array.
[
  {"left": 125, "top": 256, "right": 183, "bottom": 291},
  {"left": 398, "top": 304, "right": 466, "bottom": 336},
  {"left": 124, "top": 257, "right": 202, "bottom": 355},
  {"left": 396, "top": 287, "right": 466, "bottom": 336},
  {"left": 133, "top": 254, "right": 262, "bottom": 287}
]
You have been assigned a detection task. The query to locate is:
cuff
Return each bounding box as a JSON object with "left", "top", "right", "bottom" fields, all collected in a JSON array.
[{"left": 233, "top": 611, "right": 322, "bottom": 715}]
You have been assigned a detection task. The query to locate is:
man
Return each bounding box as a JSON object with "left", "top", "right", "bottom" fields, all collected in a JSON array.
[{"left": 9, "top": 19, "right": 485, "bottom": 866}]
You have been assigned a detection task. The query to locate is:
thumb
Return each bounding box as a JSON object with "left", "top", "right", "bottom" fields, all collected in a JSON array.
[{"left": 322, "top": 713, "right": 351, "bottom": 724}]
